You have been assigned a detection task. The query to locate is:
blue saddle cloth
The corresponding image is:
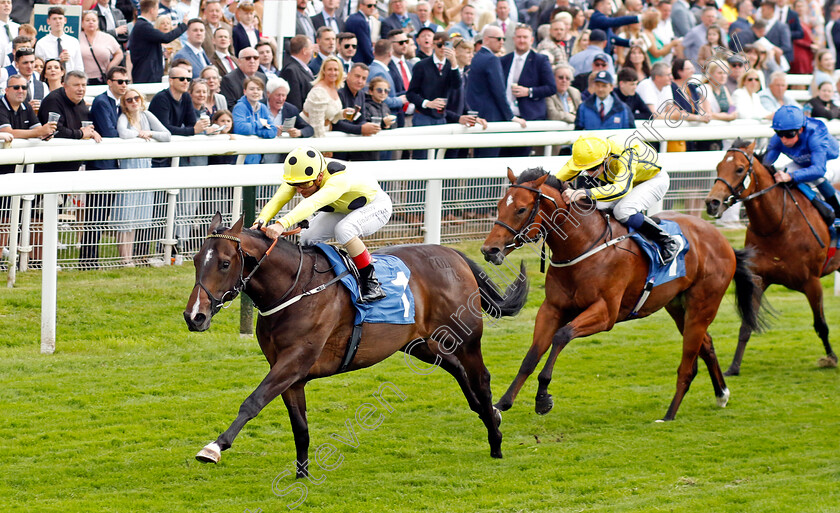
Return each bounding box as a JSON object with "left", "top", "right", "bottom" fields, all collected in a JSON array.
[
  {"left": 629, "top": 219, "right": 690, "bottom": 287},
  {"left": 315, "top": 243, "right": 415, "bottom": 325}
]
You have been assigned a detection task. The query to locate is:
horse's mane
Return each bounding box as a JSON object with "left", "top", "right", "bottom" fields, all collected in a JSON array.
[
  {"left": 729, "top": 138, "right": 776, "bottom": 174},
  {"left": 516, "top": 167, "right": 567, "bottom": 191}
]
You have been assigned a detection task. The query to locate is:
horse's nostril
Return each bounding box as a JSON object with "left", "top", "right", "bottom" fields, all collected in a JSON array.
[{"left": 194, "top": 313, "right": 206, "bottom": 325}]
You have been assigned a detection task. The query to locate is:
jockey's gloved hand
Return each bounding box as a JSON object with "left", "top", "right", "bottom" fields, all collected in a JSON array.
[
  {"left": 297, "top": 220, "right": 309, "bottom": 230},
  {"left": 251, "top": 219, "right": 265, "bottom": 231}
]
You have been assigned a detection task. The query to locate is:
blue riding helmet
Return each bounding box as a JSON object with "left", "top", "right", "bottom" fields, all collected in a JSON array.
[{"left": 771, "top": 105, "right": 806, "bottom": 131}]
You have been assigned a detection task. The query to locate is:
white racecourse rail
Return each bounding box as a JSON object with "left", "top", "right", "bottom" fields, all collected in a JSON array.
[{"left": 1, "top": 118, "right": 837, "bottom": 352}]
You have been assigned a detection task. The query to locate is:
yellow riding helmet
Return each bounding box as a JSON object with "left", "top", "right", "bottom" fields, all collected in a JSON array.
[
  {"left": 283, "top": 146, "right": 327, "bottom": 184},
  {"left": 566, "top": 137, "right": 610, "bottom": 172}
]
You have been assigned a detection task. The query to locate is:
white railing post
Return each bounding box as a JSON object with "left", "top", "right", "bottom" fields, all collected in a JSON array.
[
  {"left": 423, "top": 149, "right": 443, "bottom": 244},
  {"left": 6, "top": 164, "right": 25, "bottom": 288},
  {"left": 18, "top": 164, "right": 35, "bottom": 271},
  {"left": 232, "top": 186, "right": 243, "bottom": 222},
  {"left": 835, "top": 271, "right": 839, "bottom": 296},
  {"left": 163, "top": 157, "right": 181, "bottom": 265},
  {"left": 41, "top": 193, "right": 58, "bottom": 354}
]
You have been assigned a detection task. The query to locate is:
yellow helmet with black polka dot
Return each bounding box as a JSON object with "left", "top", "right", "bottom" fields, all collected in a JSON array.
[{"left": 283, "top": 146, "right": 327, "bottom": 184}]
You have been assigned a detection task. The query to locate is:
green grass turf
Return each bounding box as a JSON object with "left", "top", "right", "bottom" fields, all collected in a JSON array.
[{"left": 1, "top": 237, "right": 838, "bottom": 513}]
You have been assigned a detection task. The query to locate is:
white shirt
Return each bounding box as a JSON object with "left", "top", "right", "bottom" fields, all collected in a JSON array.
[
  {"left": 35, "top": 33, "right": 85, "bottom": 73},
  {"left": 506, "top": 51, "right": 529, "bottom": 116},
  {"left": 216, "top": 50, "right": 236, "bottom": 73},
  {"left": 0, "top": 18, "right": 19, "bottom": 67},
  {"left": 637, "top": 77, "right": 673, "bottom": 113}
]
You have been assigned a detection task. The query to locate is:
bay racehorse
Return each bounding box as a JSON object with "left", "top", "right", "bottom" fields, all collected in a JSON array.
[
  {"left": 481, "top": 168, "right": 763, "bottom": 421},
  {"left": 705, "top": 139, "right": 840, "bottom": 374},
  {"left": 184, "top": 213, "right": 528, "bottom": 474}
]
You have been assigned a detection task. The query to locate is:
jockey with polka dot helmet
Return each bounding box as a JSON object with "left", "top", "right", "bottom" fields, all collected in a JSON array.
[{"left": 253, "top": 146, "right": 393, "bottom": 303}]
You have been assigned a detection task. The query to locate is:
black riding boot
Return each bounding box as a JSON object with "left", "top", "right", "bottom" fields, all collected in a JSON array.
[
  {"left": 637, "top": 216, "right": 680, "bottom": 265},
  {"left": 358, "top": 264, "right": 386, "bottom": 303},
  {"left": 827, "top": 195, "right": 840, "bottom": 219}
]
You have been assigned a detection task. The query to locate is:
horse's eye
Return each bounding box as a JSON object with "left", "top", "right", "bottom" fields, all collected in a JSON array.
[
  {"left": 517, "top": 207, "right": 527, "bottom": 215},
  {"left": 221, "top": 260, "right": 231, "bottom": 269},
  {"left": 737, "top": 166, "right": 745, "bottom": 174}
]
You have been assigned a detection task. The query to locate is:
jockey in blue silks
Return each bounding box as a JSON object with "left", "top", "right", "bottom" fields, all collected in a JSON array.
[{"left": 765, "top": 105, "right": 840, "bottom": 220}]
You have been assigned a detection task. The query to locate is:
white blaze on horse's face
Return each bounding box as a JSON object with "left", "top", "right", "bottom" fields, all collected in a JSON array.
[
  {"left": 505, "top": 195, "right": 514, "bottom": 207},
  {"left": 190, "top": 292, "right": 202, "bottom": 320},
  {"left": 726, "top": 156, "right": 734, "bottom": 162},
  {"left": 204, "top": 248, "right": 214, "bottom": 267}
]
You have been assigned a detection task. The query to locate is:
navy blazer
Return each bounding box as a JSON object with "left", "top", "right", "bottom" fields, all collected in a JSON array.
[
  {"left": 784, "top": 8, "right": 804, "bottom": 41},
  {"left": 465, "top": 47, "right": 512, "bottom": 122},
  {"left": 280, "top": 102, "right": 315, "bottom": 138},
  {"left": 95, "top": 3, "right": 128, "bottom": 45},
  {"left": 89, "top": 92, "right": 121, "bottom": 169},
  {"left": 128, "top": 17, "right": 187, "bottom": 83},
  {"left": 407, "top": 57, "right": 461, "bottom": 118},
  {"left": 173, "top": 45, "right": 213, "bottom": 78},
  {"left": 308, "top": 53, "right": 324, "bottom": 75},
  {"left": 279, "top": 59, "right": 313, "bottom": 111},
  {"left": 588, "top": 11, "right": 636, "bottom": 55},
  {"left": 500, "top": 51, "right": 556, "bottom": 121},
  {"left": 445, "top": 65, "right": 468, "bottom": 123},
  {"left": 311, "top": 11, "right": 345, "bottom": 32},
  {"left": 232, "top": 23, "right": 260, "bottom": 56},
  {"left": 345, "top": 11, "right": 374, "bottom": 64},
  {"left": 380, "top": 13, "right": 408, "bottom": 38}
]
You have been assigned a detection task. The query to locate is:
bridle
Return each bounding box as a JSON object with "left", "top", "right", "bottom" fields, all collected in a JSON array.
[
  {"left": 714, "top": 147, "right": 781, "bottom": 207},
  {"left": 196, "top": 232, "right": 301, "bottom": 315},
  {"left": 494, "top": 183, "right": 560, "bottom": 250}
]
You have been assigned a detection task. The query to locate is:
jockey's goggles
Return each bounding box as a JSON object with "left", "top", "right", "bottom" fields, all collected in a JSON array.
[
  {"left": 774, "top": 129, "right": 799, "bottom": 139},
  {"left": 290, "top": 180, "right": 316, "bottom": 189}
]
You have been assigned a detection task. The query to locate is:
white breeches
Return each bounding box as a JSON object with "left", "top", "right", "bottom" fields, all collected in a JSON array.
[{"left": 300, "top": 191, "right": 393, "bottom": 246}]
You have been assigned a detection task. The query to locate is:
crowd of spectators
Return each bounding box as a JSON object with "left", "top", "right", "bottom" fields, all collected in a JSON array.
[{"left": 5, "top": 0, "right": 840, "bottom": 265}]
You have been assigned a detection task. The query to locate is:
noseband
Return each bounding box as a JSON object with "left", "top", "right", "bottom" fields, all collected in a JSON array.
[
  {"left": 197, "top": 233, "right": 298, "bottom": 314},
  {"left": 714, "top": 147, "right": 781, "bottom": 206},
  {"left": 494, "top": 183, "right": 560, "bottom": 249}
]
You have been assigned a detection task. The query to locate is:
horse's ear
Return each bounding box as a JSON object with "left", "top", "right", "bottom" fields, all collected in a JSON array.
[
  {"left": 747, "top": 141, "right": 756, "bottom": 154},
  {"left": 507, "top": 167, "right": 517, "bottom": 184},
  {"left": 208, "top": 212, "right": 222, "bottom": 236},
  {"left": 229, "top": 216, "right": 244, "bottom": 235},
  {"left": 534, "top": 174, "right": 549, "bottom": 187}
]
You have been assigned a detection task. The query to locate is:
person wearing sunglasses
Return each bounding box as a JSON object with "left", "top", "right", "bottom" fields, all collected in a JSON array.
[
  {"left": 253, "top": 146, "right": 393, "bottom": 303},
  {"left": 732, "top": 69, "right": 773, "bottom": 120},
  {"left": 344, "top": 0, "right": 377, "bottom": 65},
  {"left": 558, "top": 136, "right": 680, "bottom": 265},
  {"left": 0, "top": 74, "right": 56, "bottom": 140},
  {"left": 764, "top": 105, "right": 840, "bottom": 221},
  {"left": 337, "top": 32, "right": 358, "bottom": 72}
]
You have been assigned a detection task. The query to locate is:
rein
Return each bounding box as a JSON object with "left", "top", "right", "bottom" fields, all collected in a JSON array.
[
  {"left": 549, "top": 212, "right": 630, "bottom": 267},
  {"left": 494, "top": 183, "right": 559, "bottom": 249}
]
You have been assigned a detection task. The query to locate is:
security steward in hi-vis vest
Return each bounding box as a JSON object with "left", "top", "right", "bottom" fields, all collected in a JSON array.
[
  {"left": 556, "top": 136, "right": 680, "bottom": 264},
  {"left": 253, "top": 147, "right": 393, "bottom": 302}
]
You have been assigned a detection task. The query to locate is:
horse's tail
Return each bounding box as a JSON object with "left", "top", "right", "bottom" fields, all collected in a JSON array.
[
  {"left": 454, "top": 250, "right": 529, "bottom": 319},
  {"left": 733, "top": 248, "right": 771, "bottom": 333}
]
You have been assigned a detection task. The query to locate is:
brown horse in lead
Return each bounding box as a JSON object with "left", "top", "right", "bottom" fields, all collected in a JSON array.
[
  {"left": 481, "top": 168, "right": 763, "bottom": 421},
  {"left": 184, "top": 214, "right": 528, "bottom": 475},
  {"left": 705, "top": 140, "right": 840, "bottom": 374}
]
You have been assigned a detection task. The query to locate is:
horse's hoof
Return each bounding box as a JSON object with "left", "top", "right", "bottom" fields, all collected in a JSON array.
[
  {"left": 493, "top": 407, "right": 502, "bottom": 427},
  {"left": 535, "top": 394, "right": 553, "bottom": 415},
  {"left": 494, "top": 399, "right": 512, "bottom": 412},
  {"left": 723, "top": 367, "right": 740, "bottom": 377},
  {"left": 716, "top": 387, "right": 730, "bottom": 408},
  {"left": 195, "top": 442, "right": 221, "bottom": 464},
  {"left": 817, "top": 354, "right": 838, "bottom": 368}
]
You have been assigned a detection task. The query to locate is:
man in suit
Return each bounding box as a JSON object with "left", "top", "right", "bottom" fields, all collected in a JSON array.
[
  {"left": 296, "top": 0, "right": 317, "bottom": 42},
  {"left": 545, "top": 64, "right": 581, "bottom": 124},
  {"left": 574, "top": 71, "right": 635, "bottom": 130},
  {"left": 368, "top": 38, "right": 407, "bottom": 118},
  {"left": 312, "top": 0, "right": 346, "bottom": 33},
  {"left": 489, "top": 0, "right": 516, "bottom": 54},
  {"left": 501, "top": 24, "right": 555, "bottom": 156},
  {"left": 345, "top": 0, "right": 376, "bottom": 64},
  {"left": 93, "top": 0, "right": 129, "bottom": 48},
  {"left": 129, "top": 0, "right": 187, "bottom": 83},
  {"left": 210, "top": 27, "right": 238, "bottom": 76},
  {"left": 309, "top": 27, "right": 336, "bottom": 75},
  {"left": 279, "top": 35, "right": 314, "bottom": 111},
  {"left": 588, "top": 0, "right": 640, "bottom": 55},
  {"left": 758, "top": 1, "right": 793, "bottom": 62},
  {"left": 682, "top": 6, "right": 718, "bottom": 62},
  {"left": 408, "top": 1, "right": 440, "bottom": 37},
  {"left": 201, "top": 0, "right": 233, "bottom": 56},
  {"left": 387, "top": 29, "right": 413, "bottom": 128},
  {"left": 337, "top": 32, "right": 358, "bottom": 72},
  {"left": 444, "top": 38, "right": 487, "bottom": 159},
  {"left": 220, "top": 46, "right": 267, "bottom": 107},
  {"left": 380, "top": 0, "right": 412, "bottom": 38},
  {"left": 671, "top": 0, "right": 696, "bottom": 38},
  {"left": 466, "top": 25, "right": 526, "bottom": 158},
  {"left": 728, "top": 0, "right": 754, "bottom": 42},
  {"left": 777, "top": 0, "right": 804, "bottom": 41},
  {"left": 569, "top": 30, "right": 615, "bottom": 77},
  {"left": 232, "top": 2, "right": 261, "bottom": 55},
  {"left": 173, "top": 19, "right": 213, "bottom": 78},
  {"left": 4, "top": 36, "right": 31, "bottom": 78},
  {"left": 407, "top": 31, "right": 461, "bottom": 158},
  {"left": 333, "top": 63, "right": 381, "bottom": 159},
  {"left": 81, "top": 66, "right": 129, "bottom": 269},
  {"left": 12, "top": 48, "right": 47, "bottom": 109}
]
